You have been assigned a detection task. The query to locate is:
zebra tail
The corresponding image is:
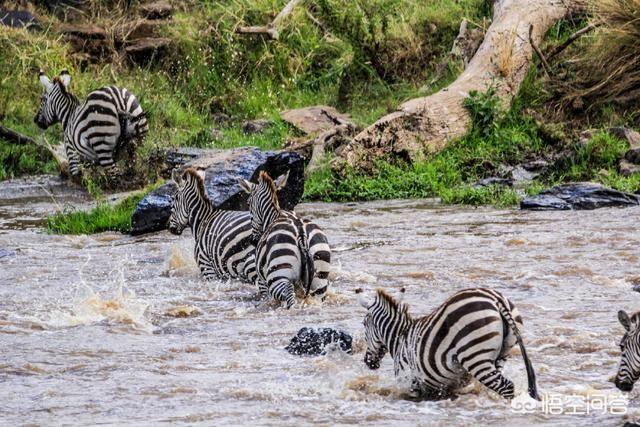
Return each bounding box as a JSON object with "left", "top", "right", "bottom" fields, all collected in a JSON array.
[
  {"left": 296, "top": 224, "right": 315, "bottom": 298},
  {"left": 496, "top": 299, "right": 540, "bottom": 401},
  {"left": 118, "top": 111, "right": 148, "bottom": 143}
]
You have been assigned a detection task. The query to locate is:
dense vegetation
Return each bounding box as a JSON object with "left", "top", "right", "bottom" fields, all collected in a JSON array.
[{"left": 0, "top": 0, "right": 638, "bottom": 233}]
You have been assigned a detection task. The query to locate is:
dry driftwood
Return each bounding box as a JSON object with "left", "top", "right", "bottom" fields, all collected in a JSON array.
[
  {"left": 236, "top": 0, "right": 303, "bottom": 40},
  {"left": 546, "top": 21, "right": 600, "bottom": 61},
  {"left": 337, "top": 0, "right": 582, "bottom": 171}
]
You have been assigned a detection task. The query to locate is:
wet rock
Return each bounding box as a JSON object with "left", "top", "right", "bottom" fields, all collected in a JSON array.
[
  {"left": 619, "top": 159, "right": 640, "bottom": 177},
  {"left": 130, "top": 181, "right": 176, "bottom": 235},
  {"left": 521, "top": 182, "right": 639, "bottom": 211},
  {"left": 473, "top": 177, "right": 512, "bottom": 188},
  {"left": 131, "top": 147, "right": 304, "bottom": 235},
  {"left": 285, "top": 327, "right": 353, "bottom": 356},
  {"left": 0, "top": 10, "right": 39, "bottom": 29},
  {"left": 139, "top": 1, "right": 173, "bottom": 20},
  {"left": 124, "top": 37, "right": 171, "bottom": 64},
  {"left": 281, "top": 106, "right": 354, "bottom": 135},
  {"left": 242, "top": 119, "right": 274, "bottom": 135}
]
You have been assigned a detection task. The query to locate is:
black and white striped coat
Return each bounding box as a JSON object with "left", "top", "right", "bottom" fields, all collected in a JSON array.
[
  {"left": 239, "top": 171, "right": 331, "bottom": 308},
  {"left": 357, "top": 287, "right": 539, "bottom": 401},
  {"left": 35, "top": 69, "right": 148, "bottom": 176},
  {"left": 168, "top": 168, "right": 257, "bottom": 284},
  {"left": 615, "top": 310, "right": 640, "bottom": 392}
]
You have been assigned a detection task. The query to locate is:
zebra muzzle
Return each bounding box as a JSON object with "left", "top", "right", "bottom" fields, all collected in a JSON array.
[{"left": 615, "top": 377, "right": 634, "bottom": 392}]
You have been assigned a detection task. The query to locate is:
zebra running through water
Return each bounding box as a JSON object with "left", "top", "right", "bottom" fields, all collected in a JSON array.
[
  {"left": 168, "top": 168, "right": 257, "bottom": 284},
  {"left": 34, "top": 69, "right": 148, "bottom": 177},
  {"left": 238, "top": 171, "right": 331, "bottom": 308},
  {"left": 615, "top": 310, "right": 640, "bottom": 392},
  {"left": 356, "top": 287, "right": 540, "bottom": 401}
]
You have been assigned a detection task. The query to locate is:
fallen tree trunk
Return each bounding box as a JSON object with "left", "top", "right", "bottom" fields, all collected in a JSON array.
[
  {"left": 0, "top": 124, "right": 37, "bottom": 145},
  {"left": 337, "top": 0, "right": 582, "bottom": 171}
]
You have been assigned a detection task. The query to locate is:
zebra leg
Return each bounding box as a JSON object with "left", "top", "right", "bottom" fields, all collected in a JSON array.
[
  {"left": 268, "top": 278, "right": 295, "bottom": 309},
  {"left": 463, "top": 359, "right": 515, "bottom": 399},
  {"left": 65, "top": 143, "right": 81, "bottom": 177}
]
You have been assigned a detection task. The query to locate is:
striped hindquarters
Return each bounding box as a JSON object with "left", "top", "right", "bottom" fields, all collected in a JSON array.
[
  {"left": 68, "top": 86, "right": 147, "bottom": 164},
  {"left": 405, "top": 288, "right": 526, "bottom": 397},
  {"left": 256, "top": 211, "right": 331, "bottom": 307},
  {"left": 198, "top": 210, "right": 256, "bottom": 282}
]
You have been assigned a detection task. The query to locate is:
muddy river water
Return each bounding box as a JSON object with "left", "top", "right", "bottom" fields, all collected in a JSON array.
[{"left": 1, "top": 176, "right": 639, "bottom": 425}]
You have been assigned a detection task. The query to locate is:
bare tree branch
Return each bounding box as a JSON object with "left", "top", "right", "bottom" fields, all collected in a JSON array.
[{"left": 236, "top": 0, "right": 304, "bottom": 40}]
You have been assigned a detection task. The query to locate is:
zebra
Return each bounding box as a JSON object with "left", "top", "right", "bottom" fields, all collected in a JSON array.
[
  {"left": 34, "top": 69, "right": 148, "bottom": 177},
  {"left": 615, "top": 310, "right": 640, "bottom": 392},
  {"left": 238, "top": 171, "right": 331, "bottom": 308},
  {"left": 168, "top": 168, "right": 257, "bottom": 284},
  {"left": 356, "top": 287, "right": 540, "bottom": 401}
]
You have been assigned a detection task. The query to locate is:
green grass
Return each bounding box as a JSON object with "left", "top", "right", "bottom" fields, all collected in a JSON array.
[
  {"left": 0, "top": 0, "right": 491, "bottom": 182},
  {"left": 303, "top": 82, "right": 640, "bottom": 206},
  {"left": 46, "top": 193, "right": 145, "bottom": 234}
]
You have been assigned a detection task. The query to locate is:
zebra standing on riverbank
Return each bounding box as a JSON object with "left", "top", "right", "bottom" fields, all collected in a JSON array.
[
  {"left": 34, "top": 69, "right": 148, "bottom": 177},
  {"left": 169, "top": 168, "right": 257, "bottom": 283},
  {"left": 615, "top": 310, "right": 640, "bottom": 392},
  {"left": 356, "top": 287, "right": 540, "bottom": 401},
  {"left": 238, "top": 171, "right": 331, "bottom": 308}
]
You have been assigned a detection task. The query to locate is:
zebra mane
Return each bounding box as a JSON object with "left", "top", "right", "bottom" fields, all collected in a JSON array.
[
  {"left": 183, "top": 168, "right": 209, "bottom": 202},
  {"left": 258, "top": 171, "right": 280, "bottom": 208},
  {"left": 376, "top": 288, "right": 411, "bottom": 318}
]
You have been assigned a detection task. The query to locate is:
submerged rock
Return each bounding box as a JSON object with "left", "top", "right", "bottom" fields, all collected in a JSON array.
[
  {"left": 521, "top": 182, "right": 639, "bottom": 211},
  {"left": 131, "top": 147, "right": 304, "bottom": 235},
  {"left": 285, "top": 327, "right": 353, "bottom": 356}
]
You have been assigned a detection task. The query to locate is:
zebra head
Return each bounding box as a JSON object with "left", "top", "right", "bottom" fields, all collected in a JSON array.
[
  {"left": 34, "top": 69, "right": 71, "bottom": 129},
  {"left": 238, "top": 170, "right": 289, "bottom": 244},
  {"left": 615, "top": 310, "right": 640, "bottom": 392},
  {"left": 169, "top": 168, "right": 205, "bottom": 235},
  {"left": 356, "top": 288, "right": 407, "bottom": 370}
]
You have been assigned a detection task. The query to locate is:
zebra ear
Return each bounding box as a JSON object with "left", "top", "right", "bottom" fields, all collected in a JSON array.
[
  {"left": 39, "top": 70, "right": 52, "bottom": 91},
  {"left": 238, "top": 178, "right": 254, "bottom": 194},
  {"left": 619, "top": 310, "right": 632, "bottom": 331},
  {"left": 59, "top": 69, "right": 71, "bottom": 87},
  {"left": 355, "top": 288, "right": 370, "bottom": 309},
  {"left": 274, "top": 170, "right": 289, "bottom": 191}
]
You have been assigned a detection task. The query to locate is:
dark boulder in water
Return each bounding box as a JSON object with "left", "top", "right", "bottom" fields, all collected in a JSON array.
[
  {"left": 285, "top": 327, "right": 353, "bottom": 356},
  {"left": 130, "top": 147, "right": 304, "bottom": 235},
  {"left": 520, "top": 182, "right": 639, "bottom": 211}
]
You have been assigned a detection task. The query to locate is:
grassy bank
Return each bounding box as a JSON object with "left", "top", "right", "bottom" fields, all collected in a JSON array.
[
  {"left": 46, "top": 193, "right": 144, "bottom": 234},
  {"left": 0, "top": 0, "right": 489, "bottom": 180}
]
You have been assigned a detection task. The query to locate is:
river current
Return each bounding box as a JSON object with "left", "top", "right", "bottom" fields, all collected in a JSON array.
[{"left": 1, "top": 176, "right": 639, "bottom": 425}]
